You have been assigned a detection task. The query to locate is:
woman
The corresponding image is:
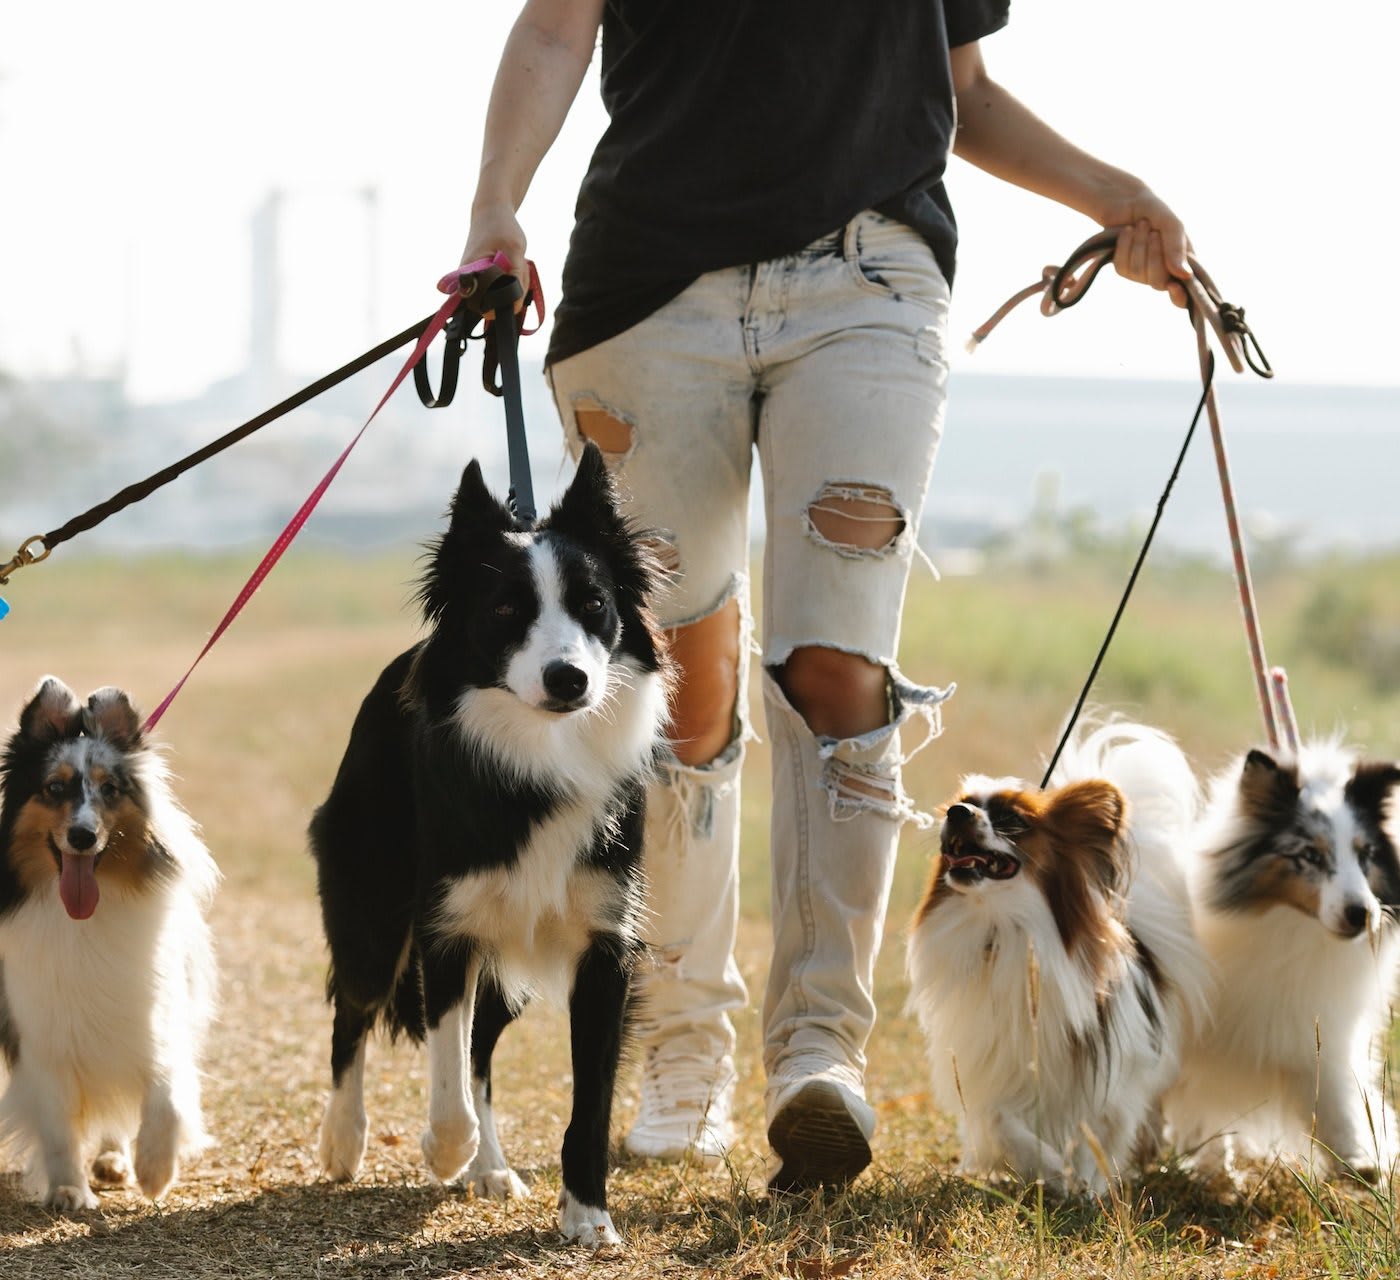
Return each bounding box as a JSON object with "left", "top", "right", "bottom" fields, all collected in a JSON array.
[{"left": 460, "top": 0, "right": 1190, "bottom": 1190}]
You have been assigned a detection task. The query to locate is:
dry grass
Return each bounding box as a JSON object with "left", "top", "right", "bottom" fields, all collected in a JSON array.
[{"left": 1, "top": 548, "right": 1398, "bottom": 1277}]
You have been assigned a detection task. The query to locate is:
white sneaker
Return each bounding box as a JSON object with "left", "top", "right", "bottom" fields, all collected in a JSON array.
[
  {"left": 765, "top": 1055, "right": 875, "bottom": 1191},
  {"left": 625, "top": 1043, "right": 736, "bottom": 1166}
]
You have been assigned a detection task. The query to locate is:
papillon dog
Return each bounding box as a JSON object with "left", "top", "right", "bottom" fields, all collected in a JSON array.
[
  {"left": 1163, "top": 740, "right": 1400, "bottom": 1181},
  {"left": 0, "top": 678, "right": 218, "bottom": 1211},
  {"left": 311, "top": 444, "right": 668, "bottom": 1249},
  {"left": 907, "top": 722, "right": 1210, "bottom": 1194}
]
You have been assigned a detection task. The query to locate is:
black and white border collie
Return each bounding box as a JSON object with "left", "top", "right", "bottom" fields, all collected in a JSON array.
[
  {"left": 1165, "top": 741, "right": 1400, "bottom": 1181},
  {"left": 311, "top": 444, "right": 668, "bottom": 1249},
  {"left": 907, "top": 723, "right": 1210, "bottom": 1194},
  {"left": 0, "top": 679, "right": 218, "bottom": 1211}
]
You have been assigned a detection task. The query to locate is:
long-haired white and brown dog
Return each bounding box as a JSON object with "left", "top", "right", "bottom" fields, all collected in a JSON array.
[
  {"left": 907, "top": 723, "right": 1210, "bottom": 1194},
  {"left": 1163, "top": 740, "right": 1400, "bottom": 1181},
  {"left": 0, "top": 678, "right": 218, "bottom": 1211}
]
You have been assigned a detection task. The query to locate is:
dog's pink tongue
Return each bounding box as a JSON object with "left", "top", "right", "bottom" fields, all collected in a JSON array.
[{"left": 59, "top": 854, "right": 99, "bottom": 920}]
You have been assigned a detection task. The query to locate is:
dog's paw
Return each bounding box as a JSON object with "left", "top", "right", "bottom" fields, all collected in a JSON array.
[
  {"left": 421, "top": 1120, "right": 479, "bottom": 1183},
  {"left": 319, "top": 1102, "right": 368, "bottom": 1182},
  {"left": 47, "top": 1183, "right": 99, "bottom": 1214},
  {"left": 91, "top": 1149, "right": 134, "bottom": 1187},
  {"left": 558, "top": 1190, "right": 621, "bottom": 1250},
  {"left": 134, "top": 1134, "right": 179, "bottom": 1201},
  {"left": 468, "top": 1166, "right": 530, "bottom": 1200}
]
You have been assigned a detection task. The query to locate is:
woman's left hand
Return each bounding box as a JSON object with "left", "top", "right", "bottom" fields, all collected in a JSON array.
[{"left": 1099, "top": 191, "right": 1192, "bottom": 308}]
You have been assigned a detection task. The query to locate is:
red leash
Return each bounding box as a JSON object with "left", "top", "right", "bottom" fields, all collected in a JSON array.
[{"left": 141, "top": 253, "right": 536, "bottom": 733}]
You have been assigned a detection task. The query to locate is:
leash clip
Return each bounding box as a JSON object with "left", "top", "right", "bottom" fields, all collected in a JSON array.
[
  {"left": 1217, "top": 301, "right": 1274, "bottom": 378},
  {"left": 0, "top": 534, "right": 51, "bottom": 586}
]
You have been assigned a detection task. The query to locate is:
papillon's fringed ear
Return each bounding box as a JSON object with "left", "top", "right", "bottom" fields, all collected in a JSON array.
[
  {"left": 83, "top": 687, "right": 143, "bottom": 749},
  {"left": 18, "top": 676, "right": 82, "bottom": 745},
  {"left": 1346, "top": 759, "right": 1400, "bottom": 817},
  {"left": 1048, "top": 779, "right": 1128, "bottom": 894},
  {"left": 1239, "top": 747, "right": 1301, "bottom": 820}
]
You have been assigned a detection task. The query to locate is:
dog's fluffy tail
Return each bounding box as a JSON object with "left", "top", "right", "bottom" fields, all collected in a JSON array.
[{"left": 1049, "top": 718, "right": 1200, "bottom": 838}]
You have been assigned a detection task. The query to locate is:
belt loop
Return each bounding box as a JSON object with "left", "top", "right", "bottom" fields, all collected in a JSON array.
[{"left": 842, "top": 213, "right": 862, "bottom": 262}]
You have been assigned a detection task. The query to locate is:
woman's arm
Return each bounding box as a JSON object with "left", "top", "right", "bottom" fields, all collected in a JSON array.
[
  {"left": 461, "top": 0, "right": 606, "bottom": 268},
  {"left": 951, "top": 41, "right": 1190, "bottom": 305}
]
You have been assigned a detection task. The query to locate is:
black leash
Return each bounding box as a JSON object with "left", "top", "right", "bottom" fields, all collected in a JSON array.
[
  {"left": 413, "top": 266, "right": 537, "bottom": 523},
  {"left": 969, "top": 228, "right": 1276, "bottom": 786},
  {"left": 0, "top": 315, "right": 436, "bottom": 585},
  {"left": 1038, "top": 359, "right": 1215, "bottom": 789},
  {"left": 1, "top": 260, "right": 544, "bottom": 589}
]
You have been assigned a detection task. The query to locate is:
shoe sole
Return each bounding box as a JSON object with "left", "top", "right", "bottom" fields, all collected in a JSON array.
[{"left": 766, "top": 1081, "right": 872, "bottom": 1192}]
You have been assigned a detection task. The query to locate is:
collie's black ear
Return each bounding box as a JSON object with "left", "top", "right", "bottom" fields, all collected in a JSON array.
[
  {"left": 446, "top": 459, "right": 515, "bottom": 537},
  {"left": 83, "top": 688, "right": 143, "bottom": 749},
  {"left": 550, "top": 443, "right": 625, "bottom": 540},
  {"left": 18, "top": 677, "right": 82, "bottom": 744},
  {"left": 1239, "top": 748, "right": 1300, "bottom": 819}
]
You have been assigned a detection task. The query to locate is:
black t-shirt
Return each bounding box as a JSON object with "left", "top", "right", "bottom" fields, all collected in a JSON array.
[{"left": 546, "top": 0, "right": 1011, "bottom": 366}]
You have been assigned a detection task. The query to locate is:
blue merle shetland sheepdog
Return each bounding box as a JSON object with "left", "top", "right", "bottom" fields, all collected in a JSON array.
[
  {"left": 311, "top": 444, "right": 668, "bottom": 1249},
  {"left": 1164, "top": 740, "right": 1400, "bottom": 1182}
]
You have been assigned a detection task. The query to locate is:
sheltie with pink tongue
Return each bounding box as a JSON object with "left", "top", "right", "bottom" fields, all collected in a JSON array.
[{"left": 0, "top": 677, "right": 218, "bottom": 1212}]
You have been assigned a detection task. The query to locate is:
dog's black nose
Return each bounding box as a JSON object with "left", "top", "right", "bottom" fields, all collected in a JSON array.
[
  {"left": 944, "top": 804, "right": 974, "bottom": 830},
  {"left": 67, "top": 825, "right": 97, "bottom": 851},
  {"left": 1343, "top": 901, "right": 1372, "bottom": 935},
  {"left": 543, "top": 661, "right": 589, "bottom": 703}
]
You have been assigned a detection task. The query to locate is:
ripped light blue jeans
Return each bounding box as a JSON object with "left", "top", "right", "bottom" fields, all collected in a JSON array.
[{"left": 548, "top": 210, "right": 954, "bottom": 1099}]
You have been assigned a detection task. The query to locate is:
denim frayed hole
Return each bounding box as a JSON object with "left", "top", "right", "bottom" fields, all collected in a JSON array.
[
  {"left": 573, "top": 403, "right": 635, "bottom": 463},
  {"left": 821, "top": 757, "right": 904, "bottom": 822},
  {"left": 666, "top": 597, "right": 743, "bottom": 769},
  {"left": 805, "top": 482, "right": 907, "bottom": 558}
]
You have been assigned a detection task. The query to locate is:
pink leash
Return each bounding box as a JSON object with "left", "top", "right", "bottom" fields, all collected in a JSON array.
[
  {"left": 141, "top": 252, "right": 532, "bottom": 733},
  {"left": 971, "top": 229, "right": 1295, "bottom": 755}
]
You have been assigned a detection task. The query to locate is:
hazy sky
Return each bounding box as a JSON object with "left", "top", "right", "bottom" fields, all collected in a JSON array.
[{"left": 2, "top": 1, "right": 1394, "bottom": 402}]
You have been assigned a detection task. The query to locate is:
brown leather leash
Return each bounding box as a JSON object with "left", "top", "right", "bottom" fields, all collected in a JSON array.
[{"left": 968, "top": 229, "right": 1299, "bottom": 780}]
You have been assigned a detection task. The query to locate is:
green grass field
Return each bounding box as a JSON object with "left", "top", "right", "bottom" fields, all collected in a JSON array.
[{"left": 1, "top": 544, "right": 1398, "bottom": 1278}]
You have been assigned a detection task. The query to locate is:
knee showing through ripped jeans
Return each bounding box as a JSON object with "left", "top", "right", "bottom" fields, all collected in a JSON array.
[
  {"left": 667, "top": 594, "right": 747, "bottom": 767},
  {"left": 773, "top": 645, "right": 889, "bottom": 741}
]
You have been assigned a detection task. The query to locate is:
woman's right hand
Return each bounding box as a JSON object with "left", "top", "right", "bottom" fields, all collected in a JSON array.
[{"left": 461, "top": 199, "right": 527, "bottom": 274}]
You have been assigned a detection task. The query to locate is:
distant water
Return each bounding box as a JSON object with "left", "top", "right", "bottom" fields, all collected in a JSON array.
[
  {"left": 3, "top": 368, "right": 1396, "bottom": 561},
  {"left": 926, "top": 374, "right": 1400, "bottom": 558}
]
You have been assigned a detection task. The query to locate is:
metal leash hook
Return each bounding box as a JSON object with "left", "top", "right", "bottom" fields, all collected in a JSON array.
[{"left": 0, "top": 534, "right": 51, "bottom": 586}]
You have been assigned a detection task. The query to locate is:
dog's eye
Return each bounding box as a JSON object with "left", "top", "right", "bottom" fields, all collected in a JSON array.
[
  {"left": 45, "top": 779, "right": 65, "bottom": 798},
  {"left": 1302, "top": 844, "right": 1329, "bottom": 868},
  {"left": 494, "top": 602, "right": 517, "bottom": 618},
  {"left": 1356, "top": 836, "right": 1377, "bottom": 861},
  {"left": 100, "top": 782, "right": 120, "bottom": 802},
  {"left": 582, "top": 597, "right": 605, "bottom": 615}
]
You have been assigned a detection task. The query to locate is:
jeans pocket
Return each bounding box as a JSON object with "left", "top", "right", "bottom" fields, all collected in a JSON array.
[{"left": 844, "top": 216, "right": 946, "bottom": 308}]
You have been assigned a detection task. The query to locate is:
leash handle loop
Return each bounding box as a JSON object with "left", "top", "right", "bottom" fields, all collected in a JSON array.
[
  {"left": 972, "top": 227, "right": 1273, "bottom": 382},
  {"left": 415, "top": 255, "right": 544, "bottom": 409}
]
